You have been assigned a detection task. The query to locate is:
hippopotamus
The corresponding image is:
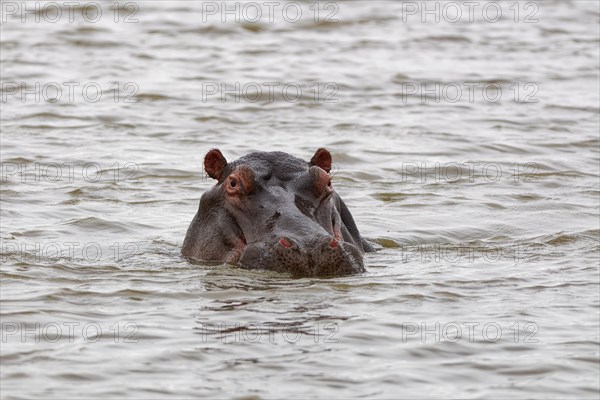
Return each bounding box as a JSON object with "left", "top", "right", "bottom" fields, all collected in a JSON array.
[{"left": 182, "top": 148, "right": 374, "bottom": 277}]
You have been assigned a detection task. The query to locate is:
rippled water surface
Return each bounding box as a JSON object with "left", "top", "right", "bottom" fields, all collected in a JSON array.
[{"left": 1, "top": 1, "right": 599, "bottom": 398}]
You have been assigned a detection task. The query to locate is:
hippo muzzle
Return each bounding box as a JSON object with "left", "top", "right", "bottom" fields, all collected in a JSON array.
[{"left": 239, "top": 236, "right": 365, "bottom": 277}]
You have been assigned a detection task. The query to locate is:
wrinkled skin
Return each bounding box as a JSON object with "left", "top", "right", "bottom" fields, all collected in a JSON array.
[{"left": 182, "top": 148, "right": 374, "bottom": 277}]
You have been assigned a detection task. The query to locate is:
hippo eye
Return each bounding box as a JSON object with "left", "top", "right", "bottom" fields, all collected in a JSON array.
[
  {"left": 309, "top": 165, "right": 332, "bottom": 198},
  {"left": 225, "top": 166, "right": 255, "bottom": 196}
]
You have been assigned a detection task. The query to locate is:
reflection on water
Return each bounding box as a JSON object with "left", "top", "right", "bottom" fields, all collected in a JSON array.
[{"left": 1, "top": 1, "right": 599, "bottom": 398}]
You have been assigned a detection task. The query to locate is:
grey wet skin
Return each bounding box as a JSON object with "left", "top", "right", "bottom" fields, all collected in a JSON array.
[{"left": 182, "top": 148, "right": 374, "bottom": 277}]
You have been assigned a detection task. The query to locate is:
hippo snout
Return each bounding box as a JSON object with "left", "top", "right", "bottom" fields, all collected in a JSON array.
[{"left": 239, "top": 236, "right": 365, "bottom": 277}]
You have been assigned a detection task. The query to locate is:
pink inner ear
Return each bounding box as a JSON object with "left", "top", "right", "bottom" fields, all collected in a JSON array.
[
  {"left": 204, "top": 149, "right": 226, "bottom": 180},
  {"left": 311, "top": 148, "right": 332, "bottom": 173}
]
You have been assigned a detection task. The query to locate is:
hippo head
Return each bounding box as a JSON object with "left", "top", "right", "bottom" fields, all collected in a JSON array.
[{"left": 182, "top": 148, "right": 373, "bottom": 277}]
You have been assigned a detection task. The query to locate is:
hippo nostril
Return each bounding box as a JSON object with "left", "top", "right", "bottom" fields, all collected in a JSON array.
[
  {"left": 279, "top": 238, "right": 293, "bottom": 248},
  {"left": 329, "top": 238, "right": 338, "bottom": 248}
]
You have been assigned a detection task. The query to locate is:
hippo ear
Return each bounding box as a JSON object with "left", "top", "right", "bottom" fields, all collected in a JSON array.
[
  {"left": 204, "top": 149, "right": 227, "bottom": 180},
  {"left": 310, "top": 148, "right": 332, "bottom": 173}
]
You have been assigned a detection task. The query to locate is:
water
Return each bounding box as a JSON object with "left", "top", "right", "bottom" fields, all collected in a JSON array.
[{"left": 1, "top": 1, "right": 599, "bottom": 398}]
